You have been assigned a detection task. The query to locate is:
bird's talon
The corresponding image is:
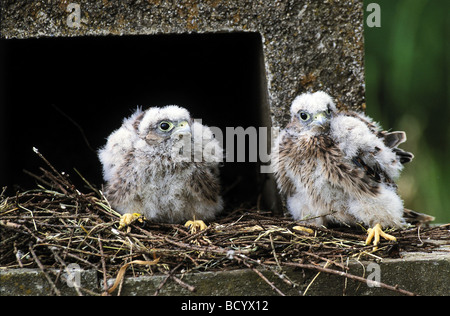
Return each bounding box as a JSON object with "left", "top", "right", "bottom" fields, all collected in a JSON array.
[
  {"left": 365, "top": 223, "right": 396, "bottom": 250},
  {"left": 119, "top": 213, "right": 144, "bottom": 230},
  {"left": 292, "top": 226, "right": 314, "bottom": 234},
  {"left": 185, "top": 220, "right": 208, "bottom": 234}
]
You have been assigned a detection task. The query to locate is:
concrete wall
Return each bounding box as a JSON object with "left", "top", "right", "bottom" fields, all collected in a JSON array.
[
  {"left": 0, "top": 0, "right": 366, "bottom": 126},
  {"left": 2, "top": 248, "right": 449, "bottom": 296}
]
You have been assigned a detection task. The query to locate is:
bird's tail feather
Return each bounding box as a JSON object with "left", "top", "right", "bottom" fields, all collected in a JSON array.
[{"left": 403, "top": 208, "right": 435, "bottom": 225}]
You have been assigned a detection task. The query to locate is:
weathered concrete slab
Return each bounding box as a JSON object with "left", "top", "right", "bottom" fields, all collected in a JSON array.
[
  {"left": 2, "top": 246, "right": 449, "bottom": 296},
  {"left": 0, "top": 0, "right": 365, "bottom": 126},
  {"left": 306, "top": 249, "right": 450, "bottom": 296},
  {"left": 111, "top": 248, "right": 450, "bottom": 296},
  {"left": 0, "top": 268, "right": 98, "bottom": 296}
]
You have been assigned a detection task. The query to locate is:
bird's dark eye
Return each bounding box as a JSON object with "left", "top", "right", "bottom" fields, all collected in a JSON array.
[
  {"left": 158, "top": 121, "right": 174, "bottom": 132},
  {"left": 325, "top": 108, "right": 332, "bottom": 116},
  {"left": 299, "top": 112, "right": 310, "bottom": 121}
]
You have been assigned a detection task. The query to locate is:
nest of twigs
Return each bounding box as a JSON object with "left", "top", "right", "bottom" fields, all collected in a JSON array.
[{"left": 1, "top": 150, "right": 449, "bottom": 296}]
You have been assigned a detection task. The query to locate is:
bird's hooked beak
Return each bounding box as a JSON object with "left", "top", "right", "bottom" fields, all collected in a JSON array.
[
  {"left": 171, "top": 120, "right": 191, "bottom": 139},
  {"left": 311, "top": 112, "right": 329, "bottom": 129}
]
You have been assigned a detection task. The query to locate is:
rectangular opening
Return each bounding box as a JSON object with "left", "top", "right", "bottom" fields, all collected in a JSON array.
[{"left": 0, "top": 32, "right": 279, "bottom": 214}]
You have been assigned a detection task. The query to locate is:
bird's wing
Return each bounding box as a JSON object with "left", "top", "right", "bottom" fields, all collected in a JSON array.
[
  {"left": 351, "top": 153, "right": 399, "bottom": 189},
  {"left": 377, "top": 131, "right": 414, "bottom": 164},
  {"left": 392, "top": 148, "right": 414, "bottom": 164},
  {"left": 274, "top": 129, "right": 380, "bottom": 199},
  {"left": 381, "top": 131, "right": 407, "bottom": 148},
  {"left": 311, "top": 135, "right": 381, "bottom": 198},
  {"left": 351, "top": 155, "right": 382, "bottom": 183},
  {"left": 332, "top": 112, "right": 411, "bottom": 186},
  {"left": 190, "top": 165, "right": 222, "bottom": 205},
  {"left": 342, "top": 110, "right": 414, "bottom": 164},
  {"left": 271, "top": 131, "right": 297, "bottom": 196}
]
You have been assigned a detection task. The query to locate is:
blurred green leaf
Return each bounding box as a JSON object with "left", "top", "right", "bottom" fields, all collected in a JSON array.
[{"left": 364, "top": 0, "right": 450, "bottom": 223}]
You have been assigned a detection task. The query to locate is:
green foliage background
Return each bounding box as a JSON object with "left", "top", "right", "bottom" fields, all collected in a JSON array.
[{"left": 364, "top": 0, "right": 450, "bottom": 223}]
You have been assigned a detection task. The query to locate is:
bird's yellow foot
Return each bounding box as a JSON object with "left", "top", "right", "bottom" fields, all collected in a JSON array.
[
  {"left": 292, "top": 226, "right": 314, "bottom": 234},
  {"left": 119, "top": 213, "right": 145, "bottom": 231},
  {"left": 365, "top": 223, "right": 397, "bottom": 250},
  {"left": 184, "top": 219, "right": 208, "bottom": 234}
]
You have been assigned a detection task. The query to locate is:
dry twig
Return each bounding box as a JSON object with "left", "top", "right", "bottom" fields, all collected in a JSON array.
[{"left": 1, "top": 151, "right": 449, "bottom": 296}]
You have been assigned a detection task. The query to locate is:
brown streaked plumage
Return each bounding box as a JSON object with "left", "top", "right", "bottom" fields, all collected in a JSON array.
[
  {"left": 272, "top": 91, "right": 432, "bottom": 247},
  {"left": 98, "top": 105, "right": 224, "bottom": 225}
]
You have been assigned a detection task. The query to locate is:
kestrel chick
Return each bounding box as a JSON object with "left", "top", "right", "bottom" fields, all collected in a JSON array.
[
  {"left": 272, "top": 91, "right": 418, "bottom": 248},
  {"left": 98, "top": 105, "right": 223, "bottom": 229}
]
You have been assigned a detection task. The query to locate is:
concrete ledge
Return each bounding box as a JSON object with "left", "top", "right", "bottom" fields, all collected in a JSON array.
[
  {"left": 2, "top": 245, "right": 449, "bottom": 296},
  {"left": 0, "top": 268, "right": 98, "bottom": 296}
]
